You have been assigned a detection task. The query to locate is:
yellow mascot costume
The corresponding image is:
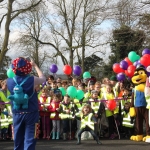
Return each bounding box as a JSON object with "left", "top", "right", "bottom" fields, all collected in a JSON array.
[{"left": 130, "top": 66, "right": 150, "bottom": 142}]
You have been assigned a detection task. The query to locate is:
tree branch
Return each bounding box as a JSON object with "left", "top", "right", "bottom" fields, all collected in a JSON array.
[{"left": 11, "top": 0, "right": 42, "bottom": 21}]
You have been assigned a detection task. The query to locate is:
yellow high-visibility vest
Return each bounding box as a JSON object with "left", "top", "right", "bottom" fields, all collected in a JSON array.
[{"left": 80, "top": 113, "right": 94, "bottom": 130}]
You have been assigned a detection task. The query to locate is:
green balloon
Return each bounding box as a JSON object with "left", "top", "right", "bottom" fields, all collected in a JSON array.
[
  {"left": 7, "top": 68, "right": 15, "bottom": 78},
  {"left": 83, "top": 72, "right": 91, "bottom": 79},
  {"left": 76, "top": 90, "right": 84, "bottom": 100},
  {"left": 59, "top": 87, "right": 66, "bottom": 96},
  {"left": 128, "top": 51, "right": 140, "bottom": 62},
  {"left": 67, "top": 86, "right": 77, "bottom": 98}
]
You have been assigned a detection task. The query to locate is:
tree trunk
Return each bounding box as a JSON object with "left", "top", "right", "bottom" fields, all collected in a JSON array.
[
  {"left": 0, "top": 0, "right": 14, "bottom": 69},
  {"left": 82, "top": 47, "right": 85, "bottom": 72},
  {"left": 69, "top": 49, "right": 73, "bottom": 68}
]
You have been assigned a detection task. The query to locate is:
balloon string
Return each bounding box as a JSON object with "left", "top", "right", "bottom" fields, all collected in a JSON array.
[{"left": 69, "top": 75, "right": 73, "bottom": 78}]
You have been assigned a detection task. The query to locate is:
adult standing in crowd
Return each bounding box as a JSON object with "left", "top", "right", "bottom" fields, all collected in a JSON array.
[{"left": 7, "top": 57, "right": 46, "bottom": 150}]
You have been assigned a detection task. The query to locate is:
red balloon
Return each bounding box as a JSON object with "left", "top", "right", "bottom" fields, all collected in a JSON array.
[
  {"left": 127, "top": 65, "right": 136, "bottom": 71},
  {"left": 127, "top": 65, "right": 136, "bottom": 77},
  {"left": 124, "top": 57, "right": 133, "bottom": 66},
  {"left": 63, "top": 65, "right": 72, "bottom": 75},
  {"left": 125, "top": 70, "right": 133, "bottom": 78},
  {"left": 106, "top": 100, "right": 117, "bottom": 111},
  {"left": 140, "top": 54, "right": 150, "bottom": 67},
  {"left": 113, "top": 63, "right": 125, "bottom": 74}
]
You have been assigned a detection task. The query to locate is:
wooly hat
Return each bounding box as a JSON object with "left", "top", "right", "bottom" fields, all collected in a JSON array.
[{"left": 110, "top": 75, "right": 117, "bottom": 81}]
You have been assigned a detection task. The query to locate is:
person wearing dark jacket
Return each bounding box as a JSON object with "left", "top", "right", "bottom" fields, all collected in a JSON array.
[{"left": 7, "top": 57, "right": 46, "bottom": 150}]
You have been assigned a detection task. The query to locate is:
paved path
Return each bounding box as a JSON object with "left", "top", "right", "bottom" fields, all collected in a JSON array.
[{"left": 0, "top": 139, "right": 150, "bottom": 150}]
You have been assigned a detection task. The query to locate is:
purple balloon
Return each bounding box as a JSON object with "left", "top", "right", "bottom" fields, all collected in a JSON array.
[
  {"left": 120, "top": 60, "right": 128, "bottom": 70},
  {"left": 42, "top": 82, "right": 46, "bottom": 87},
  {"left": 50, "top": 64, "right": 58, "bottom": 73},
  {"left": 147, "top": 72, "right": 150, "bottom": 77},
  {"left": 117, "top": 73, "right": 126, "bottom": 81},
  {"left": 133, "top": 60, "right": 141, "bottom": 67},
  {"left": 142, "top": 48, "right": 150, "bottom": 55},
  {"left": 73, "top": 65, "right": 82, "bottom": 76}
]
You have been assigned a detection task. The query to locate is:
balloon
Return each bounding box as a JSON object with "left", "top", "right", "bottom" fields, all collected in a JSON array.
[
  {"left": 128, "top": 51, "right": 140, "bottom": 62},
  {"left": 120, "top": 60, "right": 128, "bottom": 70},
  {"left": 50, "top": 64, "right": 58, "bottom": 73},
  {"left": 42, "top": 82, "right": 46, "bottom": 87},
  {"left": 127, "top": 65, "right": 136, "bottom": 77},
  {"left": 59, "top": 87, "right": 66, "bottom": 96},
  {"left": 142, "top": 48, "right": 150, "bottom": 55},
  {"left": 140, "top": 54, "right": 150, "bottom": 67},
  {"left": 147, "top": 72, "right": 150, "bottom": 77},
  {"left": 117, "top": 73, "right": 126, "bottom": 81},
  {"left": 113, "top": 63, "right": 125, "bottom": 74},
  {"left": 73, "top": 65, "right": 82, "bottom": 76},
  {"left": 147, "top": 66, "right": 150, "bottom": 73},
  {"left": 76, "top": 90, "right": 84, "bottom": 100},
  {"left": 124, "top": 57, "right": 133, "bottom": 66},
  {"left": 83, "top": 72, "right": 91, "bottom": 79},
  {"left": 106, "top": 100, "right": 117, "bottom": 111},
  {"left": 63, "top": 65, "right": 72, "bottom": 75},
  {"left": 67, "top": 86, "right": 77, "bottom": 98},
  {"left": 7, "top": 68, "right": 15, "bottom": 78},
  {"left": 133, "top": 60, "right": 140, "bottom": 67}
]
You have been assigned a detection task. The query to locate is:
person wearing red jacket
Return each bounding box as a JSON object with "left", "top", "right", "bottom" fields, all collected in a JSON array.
[
  {"left": 39, "top": 88, "right": 51, "bottom": 140},
  {"left": 48, "top": 94, "right": 61, "bottom": 140}
]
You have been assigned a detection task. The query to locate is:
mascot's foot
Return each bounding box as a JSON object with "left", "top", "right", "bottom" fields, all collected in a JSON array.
[
  {"left": 145, "top": 138, "right": 150, "bottom": 143},
  {"left": 130, "top": 135, "right": 143, "bottom": 141},
  {"left": 143, "top": 135, "right": 150, "bottom": 142}
]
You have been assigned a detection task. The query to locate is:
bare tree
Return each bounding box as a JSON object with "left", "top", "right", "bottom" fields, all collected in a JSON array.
[
  {"left": 74, "top": 0, "right": 109, "bottom": 72},
  {"left": 0, "top": 0, "right": 43, "bottom": 68},
  {"left": 16, "top": 5, "right": 56, "bottom": 70},
  {"left": 111, "top": 0, "right": 141, "bottom": 27},
  {"left": 32, "top": 0, "right": 110, "bottom": 72}
]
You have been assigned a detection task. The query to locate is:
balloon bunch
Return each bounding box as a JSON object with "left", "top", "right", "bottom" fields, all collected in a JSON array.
[
  {"left": 112, "top": 48, "right": 150, "bottom": 81},
  {"left": 67, "top": 86, "right": 84, "bottom": 100}
]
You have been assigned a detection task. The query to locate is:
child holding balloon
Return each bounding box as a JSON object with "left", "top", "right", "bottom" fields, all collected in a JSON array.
[{"left": 103, "top": 84, "right": 119, "bottom": 139}]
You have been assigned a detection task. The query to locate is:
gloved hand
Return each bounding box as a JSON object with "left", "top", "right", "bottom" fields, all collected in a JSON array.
[{"left": 129, "top": 107, "right": 136, "bottom": 117}]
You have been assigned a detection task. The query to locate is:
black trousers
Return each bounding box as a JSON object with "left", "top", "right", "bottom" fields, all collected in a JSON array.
[{"left": 77, "top": 126, "right": 99, "bottom": 140}]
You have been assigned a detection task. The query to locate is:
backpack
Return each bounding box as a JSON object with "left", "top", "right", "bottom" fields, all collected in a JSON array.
[{"left": 7, "top": 76, "right": 34, "bottom": 110}]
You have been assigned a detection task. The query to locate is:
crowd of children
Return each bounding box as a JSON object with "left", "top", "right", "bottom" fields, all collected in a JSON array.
[{"left": 0, "top": 74, "right": 135, "bottom": 144}]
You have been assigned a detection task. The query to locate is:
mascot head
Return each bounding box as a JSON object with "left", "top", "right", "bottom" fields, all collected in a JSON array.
[{"left": 131, "top": 65, "right": 147, "bottom": 86}]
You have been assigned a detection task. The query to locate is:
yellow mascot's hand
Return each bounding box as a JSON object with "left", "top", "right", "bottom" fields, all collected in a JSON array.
[{"left": 129, "top": 107, "right": 136, "bottom": 117}]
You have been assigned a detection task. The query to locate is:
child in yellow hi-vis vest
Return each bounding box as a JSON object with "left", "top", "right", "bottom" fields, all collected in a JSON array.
[
  {"left": 75, "top": 104, "right": 101, "bottom": 145},
  {"left": 103, "top": 84, "right": 119, "bottom": 139},
  {"left": 57, "top": 95, "right": 76, "bottom": 140}
]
